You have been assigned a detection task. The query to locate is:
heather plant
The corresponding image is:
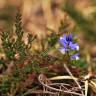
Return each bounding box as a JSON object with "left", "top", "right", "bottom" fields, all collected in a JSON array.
[
  {"left": 0, "top": 11, "right": 38, "bottom": 95},
  {"left": 0, "top": 11, "right": 36, "bottom": 60},
  {"left": 0, "top": 11, "right": 62, "bottom": 96}
]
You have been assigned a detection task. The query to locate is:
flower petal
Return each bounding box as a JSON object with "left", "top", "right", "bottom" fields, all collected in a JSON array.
[
  {"left": 59, "top": 47, "right": 67, "bottom": 54},
  {"left": 66, "top": 34, "right": 73, "bottom": 41},
  {"left": 59, "top": 35, "right": 67, "bottom": 47},
  {"left": 69, "top": 42, "right": 79, "bottom": 50},
  {"left": 70, "top": 54, "right": 79, "bottom": 60}
]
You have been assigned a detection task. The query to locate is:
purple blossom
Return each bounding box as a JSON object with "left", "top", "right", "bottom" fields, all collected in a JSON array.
[
  {"left": 59, "top": 34, "right": 72, "bottom": 47},
  {"left": 70, "top": 53, "right": 79, "bottom": 60},
  {"left": 59, "top": 34, "right": 79, "bottom": 52},
  {"left": 59, "top": 34, "right": 79, "bottom": 60}
]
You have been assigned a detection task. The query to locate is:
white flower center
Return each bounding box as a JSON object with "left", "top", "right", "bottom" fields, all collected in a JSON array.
[
  {"left": 76, "top": 46, "right": 79, "bottom": 50},
  {"left": 60, "top": 49, "right": 65, "bottom": 54},
  {"left": 76, "top": 56, "right": 79, "bottom": 60},
  {"left": 60, "top": 37, "right": 63, "bottom": 40}
]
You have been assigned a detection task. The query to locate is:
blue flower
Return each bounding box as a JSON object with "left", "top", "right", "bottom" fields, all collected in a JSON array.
[
  {"left": 70, "top": 53, "right": 79, "bottom": 60},
  {"left": 59, "top": 34, "right": 73, "bottom": 47},
  {"left": 59, "top": 34, "right": 79, "bottom": 60},
  {"left": 59, "top": 34, "right": 79, "bottom": 53}
]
